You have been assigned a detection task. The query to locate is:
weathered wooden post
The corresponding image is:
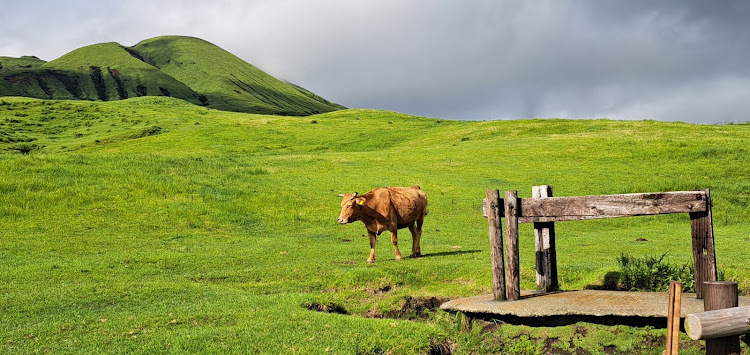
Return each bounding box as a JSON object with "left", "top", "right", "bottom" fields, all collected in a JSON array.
[
  {"left": 690, "top": 189, "right": 717, "bottom": 299},
  {"left": 486, "top": 190, "right": 506, "bottom": 301},
  {"left": 504, "top": 190, "right": 520, "bottom": 301},
  {"left": 532, "top": 185, "right": 558, "bottom": 291},
  {"left": 666, "top": 281, "right": 682, "bottom": 355},
  {"left": 702, "top": 281, "right": 740, "bottom": 355}
]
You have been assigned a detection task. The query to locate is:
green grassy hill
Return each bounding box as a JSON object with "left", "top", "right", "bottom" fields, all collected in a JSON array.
[
  {"left": 133, "top": 36, "right": 345, "bottom": 115},
  {"left": 0, "top": 56, "right": 46, "bottom": 72},
  {"left": 0, "top": 36, "right": 344, "bottom": 116},
  {"left": 1, "top": 96, "right": 749, "bottom": 353}
]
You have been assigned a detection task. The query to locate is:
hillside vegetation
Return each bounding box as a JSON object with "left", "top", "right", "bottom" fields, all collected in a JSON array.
[
  {"left": 1, "top": 96, "right": 749, "bottom": 354},
  {"left": 0, "top": 36, "right": 344, "bottom": 116}
]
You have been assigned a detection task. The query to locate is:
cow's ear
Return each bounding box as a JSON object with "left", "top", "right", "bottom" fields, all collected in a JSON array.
[{"left": 356, "top": 197, "right": 366, "bottom": 206}]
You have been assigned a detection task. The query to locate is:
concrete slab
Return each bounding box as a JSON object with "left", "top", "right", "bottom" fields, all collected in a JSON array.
[{"left": 441, "top": 290, "right": 750, "bottom": 327}]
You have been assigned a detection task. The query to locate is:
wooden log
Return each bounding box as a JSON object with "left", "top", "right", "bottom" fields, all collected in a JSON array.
[
  {"left": 690, "top": 189, "right": 717, "bottom": 300},
  {"left": 486, "top": 190, "right": 506, "bottom": 301},
  {"left": 685, "top": 305, "right": 750, "bottom": 340},
  {"left": 516, "top": 190, "right": 707, "bottom": 223},
  {"left": 666, "top": 281, "right": 682, "bottom": 355},
  {"left": 533, "top": 185, "right": 558, "bottom": 291},
  {"left": 504, "top": 190, "right": 520, "bottom": 301},
  {"left": 703, "top": 281, "right": 740, "bottom": 355}
]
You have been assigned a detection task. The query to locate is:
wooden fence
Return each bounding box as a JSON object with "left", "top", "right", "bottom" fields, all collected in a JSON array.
[
  {"left": 685, "top": 281, "right": 748, "bottom": 355},
  {"left": 483, "top": 185, "right": 718, "bottom": 301}
]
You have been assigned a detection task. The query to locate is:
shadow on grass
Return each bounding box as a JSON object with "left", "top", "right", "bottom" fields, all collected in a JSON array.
[
  {"left": 417, "top": 250, "right": 482, "bottom": 258},
  {"left": 368, "top": 249, "right": 482, "bottom": 264}
]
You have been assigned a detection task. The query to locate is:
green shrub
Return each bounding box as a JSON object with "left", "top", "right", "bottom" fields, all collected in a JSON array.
[{"left": 617, "top": 253, "right": 695, "bottom": 292}]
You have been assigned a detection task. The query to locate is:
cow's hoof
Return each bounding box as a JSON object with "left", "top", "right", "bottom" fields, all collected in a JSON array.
[
  {"left": 395, "top": 255, "right": 403, "bottom": 261},
  {"left": 367, "top": 259, "right": 375, "bottom": 264},
  {"left": 410, "top": 253, "right": 422, "bottom": 258}
]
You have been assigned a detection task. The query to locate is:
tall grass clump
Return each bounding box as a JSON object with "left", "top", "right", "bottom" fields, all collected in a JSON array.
[{"left": 617, "top": 253, "right": 695, "bottom": 292}]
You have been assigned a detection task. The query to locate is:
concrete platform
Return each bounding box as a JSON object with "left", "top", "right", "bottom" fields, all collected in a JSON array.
[{"left": 441, "top": 290, "right": 750, "bottom": 327}]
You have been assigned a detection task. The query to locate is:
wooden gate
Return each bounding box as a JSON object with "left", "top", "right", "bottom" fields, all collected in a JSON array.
[{"left": 483, "top": 186, "right": 717, "bottom": 301}]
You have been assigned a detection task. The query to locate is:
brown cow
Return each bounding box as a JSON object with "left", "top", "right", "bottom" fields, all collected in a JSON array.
[{"left": 337, "top": 186, "right": 427, "bottom": 263}]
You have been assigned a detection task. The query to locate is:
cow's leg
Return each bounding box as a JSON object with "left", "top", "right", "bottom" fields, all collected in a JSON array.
[
  {"left": 367, "top": 230, "right": 377, "bottom": 264},
  {"left": 414, "top": 215, "right": 424, "bottom": 256},
  {"left": 390, "top": 229, "right": 403, "bottom": 261},
  {"left": 408, "top": 223, "right": 420, "bottom": 257}
]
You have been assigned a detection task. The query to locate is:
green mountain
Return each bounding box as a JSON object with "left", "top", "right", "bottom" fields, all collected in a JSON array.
[
  {"left": 0, "top": 36, "right": 344, "bottom": 116},
  {"left": 133, "top": 36, "right": 344, "bottom": 115}
]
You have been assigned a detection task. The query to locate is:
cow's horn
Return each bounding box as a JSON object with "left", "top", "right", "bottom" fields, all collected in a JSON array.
[{"left": 336, "top": 194, "right": 345, "bottom": 197}]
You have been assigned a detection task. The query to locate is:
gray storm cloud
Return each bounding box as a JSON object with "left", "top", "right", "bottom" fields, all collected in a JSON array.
[{"left": 1, "top": 0, "right": 748, "bottom": 123}]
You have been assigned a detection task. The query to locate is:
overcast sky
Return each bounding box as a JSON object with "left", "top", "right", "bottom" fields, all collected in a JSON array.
[{"left": 2, "top": 1, "right": 749, "bottom": 123}]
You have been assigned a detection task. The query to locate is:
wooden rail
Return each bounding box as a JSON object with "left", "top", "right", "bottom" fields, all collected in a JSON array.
[
  {"left": 483, "top": 186, "right": 718, "bottom": 300},
  {"left": 687, "top": 306, "right": 750, "bottom": 340},
  {"left": 686, "top": 282, "right": 745, "bottom": 355}
]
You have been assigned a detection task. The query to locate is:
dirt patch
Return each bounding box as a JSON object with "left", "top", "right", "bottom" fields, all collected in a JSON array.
[
  {"left": 642, "top": 333, "right": 666, "bottom": 348},
  {"left": 428, "top": 339, "right": 454, "bottom": 355},
  {"left": 542, "top": 337, "right": 570, "bottom": 354},
  {"left": 480, "top": 320, "right": 500, "bottom": 334},
  {"left": 6, "top": 72, "right": 34, "bottom": 86},
  {"left": 366, "top": 285, "right": 393, "bottom": 296},
  {"left": 369, "top": 296, "right": 450, "bottom": 320},
  {"left": 305, "top": 302, "right": 349, "bottom": 315}
]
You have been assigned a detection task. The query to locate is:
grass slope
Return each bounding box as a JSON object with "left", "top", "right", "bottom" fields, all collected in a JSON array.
[
  {"left": 1, "top": 97, "right": 749, "bottom": 354},
  {"left": 0, "top": 56, "right": 46, "bottom": 73},
  {"left": 0, "top": 43, "right": 203, "bottom": 105},
  {"left": 0, "top": 36, "right": 344, "bottom": 117},
  {"left": 132, "top": 36, "right": 345, "bottom": 115}
]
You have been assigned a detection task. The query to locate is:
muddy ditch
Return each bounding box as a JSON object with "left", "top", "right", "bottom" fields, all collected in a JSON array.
[{"left": 305, "top": 295, "right": 450, "bottom": 320}]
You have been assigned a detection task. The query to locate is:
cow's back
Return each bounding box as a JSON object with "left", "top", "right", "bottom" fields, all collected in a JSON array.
[{"left": 387, "top": 186, "right": 427, "bottom": 224}]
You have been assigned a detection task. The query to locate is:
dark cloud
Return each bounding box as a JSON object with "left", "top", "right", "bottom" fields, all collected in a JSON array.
[{"left": 1, "top": 0, "right": 748, "bottom": 123}]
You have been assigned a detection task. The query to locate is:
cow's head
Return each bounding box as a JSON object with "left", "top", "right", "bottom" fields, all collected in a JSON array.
[{"left": 337, "top": 192, "right": 365, "bottom": 224}]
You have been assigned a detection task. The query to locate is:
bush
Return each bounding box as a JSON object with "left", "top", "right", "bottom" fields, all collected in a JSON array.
[{"left": 617, "top": 253, "right": 695, "bottom": 292}]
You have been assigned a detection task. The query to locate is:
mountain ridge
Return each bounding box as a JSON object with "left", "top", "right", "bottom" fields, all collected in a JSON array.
[{"left": 0, "top": 36, "right": 344, "bottom": 116}]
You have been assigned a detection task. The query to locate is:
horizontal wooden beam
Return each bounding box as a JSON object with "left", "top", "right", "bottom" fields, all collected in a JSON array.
[
  {"left": 517, "top": 191, "right": 707, "bottom": 223},
  {"left": 685, "top": 305, "right": 750, "bottom": 340}
]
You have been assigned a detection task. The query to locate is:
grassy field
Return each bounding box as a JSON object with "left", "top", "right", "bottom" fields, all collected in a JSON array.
[{"left": 1, "top": 96, "right": 748, "bottom": 354}]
